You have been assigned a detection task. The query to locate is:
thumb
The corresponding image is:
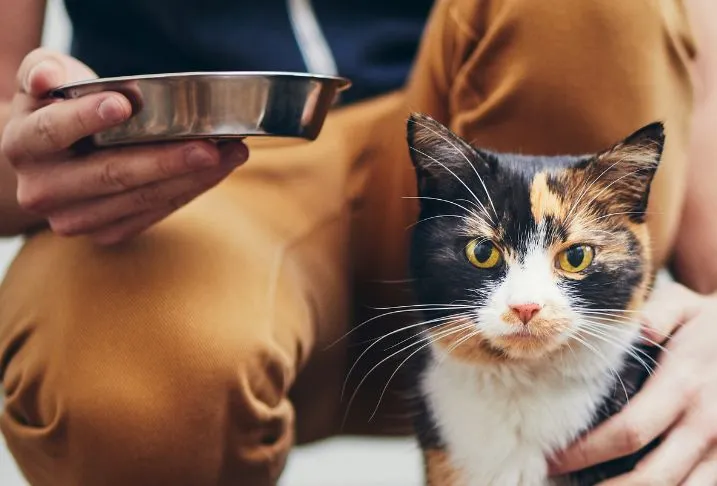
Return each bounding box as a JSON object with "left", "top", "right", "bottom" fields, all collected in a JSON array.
[{"left": 17, "top": 48, "right": 97, "bottom": 98}]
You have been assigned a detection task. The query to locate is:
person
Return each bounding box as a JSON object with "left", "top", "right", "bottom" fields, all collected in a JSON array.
[{"left": 1, "top": 0, "right": 717, "bottom": 484}]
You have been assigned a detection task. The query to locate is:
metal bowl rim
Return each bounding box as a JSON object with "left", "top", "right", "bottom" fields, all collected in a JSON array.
[{"left": 54, "top": 71, "right": 352, "bottom": 94}]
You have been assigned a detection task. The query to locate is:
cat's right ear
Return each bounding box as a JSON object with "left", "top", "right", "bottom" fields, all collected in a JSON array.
[{"left": 406, "top": 113, "right": 488, "bottom": 191}]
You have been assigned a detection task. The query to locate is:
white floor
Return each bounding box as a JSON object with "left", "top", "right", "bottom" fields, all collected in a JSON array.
[
  {"left": 0, "top": 2, "right": 424, "bottom": 484},
  {"left": 1, "top": 431, "right": 423, "bottom": 486}
]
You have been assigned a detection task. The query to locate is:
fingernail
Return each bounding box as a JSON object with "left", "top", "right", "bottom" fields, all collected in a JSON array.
[
  {"left": 220, "top": 142, "right": 248, "bottom": 166},
  {"left": 185, "top": 146, "right": 216, "bottom": 169},
  {"left": 97, "top": 96, "right": 128, "bottom": 123}
]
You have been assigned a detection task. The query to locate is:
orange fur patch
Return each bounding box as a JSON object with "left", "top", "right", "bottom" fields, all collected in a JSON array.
[
  {"left": 424, "top": 449, "right": 466, "bottom": 486},
  {"left": 530, "top": 172, "right": 565, "bottom": 222}
]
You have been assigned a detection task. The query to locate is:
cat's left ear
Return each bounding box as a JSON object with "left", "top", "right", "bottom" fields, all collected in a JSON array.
[
  {"left": 581, "top": 122, "right": 665, "bottom": 220},
  {"left": 406, "top": 113, "right": 492, "bottom": 193}
]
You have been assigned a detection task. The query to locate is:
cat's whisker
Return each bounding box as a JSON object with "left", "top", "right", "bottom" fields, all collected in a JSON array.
[
  {"left": 577, "top": 312, "right": 674, "bottom": 341},
  {"left": 576, "top": 312, "right": 638, "bottom": 324},
  {"left": 584, "top": 229, "right": 619, "bottom": 238},
  {"left": 402, "top": 196, "right": 475, "bottom": 215},
  {"left": 383, "top": 314, "right": 475, "bottom": 351},
  {"left": 579, "top": 323, "right": 657, "bottom": 361},
  {"left": 581, "top": 210, "right": 663, "bottom": 226},
  {"left": 439, "top": 328, "right": 482, "bottom": 365},
  {"left": 580, "top": 319, "right": 670, "bottom": 353},
  {"left": 576, "top": 308, "right": 644, "bottom": 314},
  {"left": 637, "top": 335, "right": 671, "bottom": 348},
  {"left": 456, "top": 198, "right": 483, "bottom": 212},
  {"left": 579, "top": 319, "right": 664, "bottom": 359},
  {"left": 367, "top": 323, "right": 477, "bottom": 422},
  {"left": 408, "top": 120, "right": 499, "bottom": 221},
  {"left": 345, "top": 322, "right": 473, "bottom": 427},
  {"left": 407, "top": 214, "right": 473, "bottom": 229},
  {"left": 577, "top": 325, "right": 659, "bottom": 375},
  {"left": 569, "top": 333, "right": 630, "bottom": 405},
  {"left": 408, "top": 146, "right": 495, "bottom": 223},
  {"left": 326, "top": 304, "right": 474, "bottom": 350},
  {"left": 579, "top": 333, "right": 658, "bottom": 381},
  {"left": 575, "top": 309, "right": 645, "bottom": 319},
  {"left": 350, "top": 313, "right": 470, "bottom": 350},
  {"left": 369, "top": 303, "right": 474, "bottom": 311},
  {"left": 340, "top": 312, "right": 475, "bottom": 399},
  {"left": 564, "top": 340, "right": 578, "bottom": 369},
  {"left": 579, "top": 315, "right": 670, "bottom": 341}
]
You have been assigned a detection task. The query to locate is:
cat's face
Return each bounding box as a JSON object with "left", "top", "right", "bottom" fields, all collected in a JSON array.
[{"left": 407, "top": 114, "right": 663, "bottom": 361}]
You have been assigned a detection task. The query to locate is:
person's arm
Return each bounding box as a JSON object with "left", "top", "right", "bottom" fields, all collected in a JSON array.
[
  {"left": 0, "top": 0, "right": 47, "bottom": 235},
  {"left": 673, "top": 0, "right": 717, "bottom": 293}
]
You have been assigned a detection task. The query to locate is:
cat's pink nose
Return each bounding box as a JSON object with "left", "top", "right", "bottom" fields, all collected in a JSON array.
[{"left": 510, "top": 303, "right": 542, "bottom": 324}]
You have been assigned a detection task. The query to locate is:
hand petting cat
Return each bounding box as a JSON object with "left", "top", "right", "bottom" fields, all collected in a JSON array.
[{"left": 550, "top": 280, "right": 717, "bottom": 485}]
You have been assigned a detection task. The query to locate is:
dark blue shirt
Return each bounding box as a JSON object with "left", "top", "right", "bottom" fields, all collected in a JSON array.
[{"left": 63, "top": 0, "right": 433, "bottom": 104}]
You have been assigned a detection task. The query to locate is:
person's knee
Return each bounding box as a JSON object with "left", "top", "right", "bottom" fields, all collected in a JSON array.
[{"left": 1, "top": 330, "right": 295, "bottom": 486}]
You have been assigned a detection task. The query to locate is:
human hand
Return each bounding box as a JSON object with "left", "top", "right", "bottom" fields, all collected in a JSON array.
[
  {"left": 549, "top": 280, "right": 717, "bottom": 485},
  {"left": 0, "top": 49, "right": 248, "bottom": 244}
]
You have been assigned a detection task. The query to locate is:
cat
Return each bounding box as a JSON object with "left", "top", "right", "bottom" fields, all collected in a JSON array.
[{"left": 405, "top": 113, "right": 664, "bottom": 486}]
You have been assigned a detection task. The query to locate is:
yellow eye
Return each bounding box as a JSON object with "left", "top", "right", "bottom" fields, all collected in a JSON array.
[
  {"left": 466, "top": 240, "right": 502, "bottom": 269},
  {"left": 557, "top": 245, "right": 594, "bottom": 273}
]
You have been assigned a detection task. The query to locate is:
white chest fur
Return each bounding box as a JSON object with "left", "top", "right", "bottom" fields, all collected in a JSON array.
[{"left": 422, "top": 333, "right": 638, "bottom": 486}]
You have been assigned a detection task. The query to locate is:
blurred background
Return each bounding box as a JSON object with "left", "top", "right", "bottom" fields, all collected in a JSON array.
[{"left": 0, "top": 1, "right": 423, "bottom": 484}]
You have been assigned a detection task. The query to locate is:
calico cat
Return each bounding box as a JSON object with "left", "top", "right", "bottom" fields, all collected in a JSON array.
[{"left": 405, "top": 114, "right": 664, "bottom": 486}]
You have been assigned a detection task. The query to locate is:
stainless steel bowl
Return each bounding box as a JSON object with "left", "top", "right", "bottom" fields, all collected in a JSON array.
[{"left": 51, "top": 72, "right": 351, "bottom": 147}]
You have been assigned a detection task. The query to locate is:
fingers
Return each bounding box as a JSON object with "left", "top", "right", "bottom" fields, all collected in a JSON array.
[
  {"left": 596, "top": 418, "right": 710, "bottom": 485},
  {"left": 3, "top": 92, "right": 132, "bottom": 162},
  {"left": 14, "top": 141, "right": 246, "bottom": 213},
  {"left": 47, "top": 156, "right": 241, "bottom": 236},
  {"left": 2, "top": 49, "right": 131, "bottom": 164},
  {"left": 549, "top": 364, "right": 689, "bottom": 474},
  {"left": 682, "top": 449, "right": 717, "bottom": 486},
  {"left": 639, "top": 281, "right": 702, "bottom": 345},
  {"left": 16, "top": 48, "right": 97, "bottom": 97}
]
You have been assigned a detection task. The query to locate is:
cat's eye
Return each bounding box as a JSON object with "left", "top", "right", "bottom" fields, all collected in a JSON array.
[
  {"left": 557, "top": 245, "right": 594, "bottom": 273},
  {"left": 466, "top": 239, "right": 502, "bottom": 269}
]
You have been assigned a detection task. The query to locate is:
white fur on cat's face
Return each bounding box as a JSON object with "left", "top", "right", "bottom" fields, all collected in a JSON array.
[{"left": 470, "top": 229, "right": 582, "bottom": 360}]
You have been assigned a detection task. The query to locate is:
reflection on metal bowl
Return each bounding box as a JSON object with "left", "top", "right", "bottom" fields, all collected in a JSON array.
[{"left": 51, "top": 72, "right": 352, "bottom": 147}]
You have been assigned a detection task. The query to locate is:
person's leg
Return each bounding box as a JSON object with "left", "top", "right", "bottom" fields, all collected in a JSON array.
[{"left": 0, "top": 94, "right": 400, "bottom": 486}]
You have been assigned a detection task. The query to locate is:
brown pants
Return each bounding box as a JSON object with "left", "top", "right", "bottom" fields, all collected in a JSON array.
[{"left": 0, "top": 1, "right": 694, "bottom": 485}]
